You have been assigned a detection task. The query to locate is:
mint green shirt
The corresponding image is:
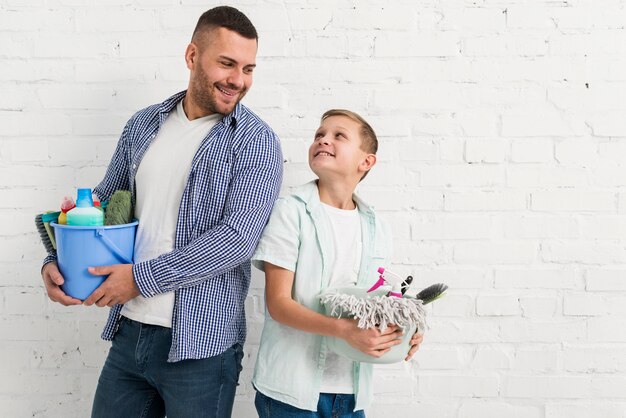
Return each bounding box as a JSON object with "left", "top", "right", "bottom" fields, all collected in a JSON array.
[{"left": 251, "top": 181, "right": 393, "bottom": 411}]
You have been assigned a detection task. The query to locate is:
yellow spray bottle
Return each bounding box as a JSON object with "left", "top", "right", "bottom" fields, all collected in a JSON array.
[{"left": 58, "top": 196, "right": 75, "bottom": 225}]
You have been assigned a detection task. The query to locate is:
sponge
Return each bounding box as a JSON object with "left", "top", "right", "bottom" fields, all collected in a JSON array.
[{"left": 104, "top": 190, "right": 133, "bottom": 226}]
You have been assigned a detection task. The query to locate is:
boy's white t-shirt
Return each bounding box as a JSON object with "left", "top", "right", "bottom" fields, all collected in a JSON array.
[
  {"left": 319, "top": 202, "right": 362, "bottom": 394},
  {"left": 121, "top": 100, "right": 221, "bottom": 327}
]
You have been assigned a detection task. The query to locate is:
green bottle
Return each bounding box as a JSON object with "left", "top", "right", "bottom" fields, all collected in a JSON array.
[{"left": 66, "top": 188, "right": 104, "bottom": 226}]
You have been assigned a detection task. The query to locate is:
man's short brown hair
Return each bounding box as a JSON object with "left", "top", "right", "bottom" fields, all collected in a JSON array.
[{"left": 192, "top": 6, "right": 258, "bottom": 42}]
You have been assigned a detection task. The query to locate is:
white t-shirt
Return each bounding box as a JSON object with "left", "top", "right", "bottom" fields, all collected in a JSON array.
[
  {"left": 319, "top": 202, "right": 362, "bottom": 394},
  {"left": 121, "top": 100, "right": 221, "bottom": 327}
]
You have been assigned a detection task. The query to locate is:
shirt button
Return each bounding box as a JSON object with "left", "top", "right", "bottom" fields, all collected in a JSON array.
[{"left": 133, "top": 164, "right": 137, "bottom": 169}]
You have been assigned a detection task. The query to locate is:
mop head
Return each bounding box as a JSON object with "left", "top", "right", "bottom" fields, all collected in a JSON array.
[
  {"left": 104, "top": 190, "right": 133, "bottom": 226},
  {"left": 320, "top": 290, "right": 428, "bottom": 333}
]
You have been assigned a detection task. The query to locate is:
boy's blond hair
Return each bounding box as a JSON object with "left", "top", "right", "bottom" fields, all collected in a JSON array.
[
  {"left": 321, "top": 109, "right": 378, "bottom": 155},
  {"left": 321, "top": 109, "right": 378, "bottom": 179}
]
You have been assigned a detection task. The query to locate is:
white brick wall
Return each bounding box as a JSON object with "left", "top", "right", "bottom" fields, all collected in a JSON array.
[{"left": 1, "top": 1, "right": 625, "bottom": 417}]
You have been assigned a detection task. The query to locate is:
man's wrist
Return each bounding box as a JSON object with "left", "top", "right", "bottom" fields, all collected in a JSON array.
[
  {"left": 132, "top": 260, "right": 160, "bottom": 298},
  {"left": 41, "top": 260, "right": 57, "bottom": 276}
]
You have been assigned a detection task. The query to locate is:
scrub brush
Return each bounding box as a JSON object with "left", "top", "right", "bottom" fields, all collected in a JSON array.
[
  {"left": 104, "top": 190, "right": 133, "bottom": 226},
  {"left": 35, "top": 211, "right": 59, "bottom": 253},
  {"left": 415, "top": 283, "right": 448, "bottom": 305}
]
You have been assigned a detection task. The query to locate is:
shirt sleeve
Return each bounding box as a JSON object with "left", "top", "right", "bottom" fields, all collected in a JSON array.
[
  {"left": 92, "top": 118, "right": 133, "bottom": 202},
  {"left": 251, "top": 197, "right": 301, "bottom": 273},
  {"left": 42, "top": 252, "right": 57, "bottom": 267},
  {"left": 132, "top": 130, "right": 284, "bottom": 297}
]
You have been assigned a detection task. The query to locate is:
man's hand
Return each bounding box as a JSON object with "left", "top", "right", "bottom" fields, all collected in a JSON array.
[
  {"left": 405, "top": 332, "right": 424, "bottom": 361},
  {"left": 41, "top": 262, "right": 82, "bottom": 306},
  {"left": 83, "top": 264, "right": 140, "bottom": 307},
  {"left": 340, "top": 319, "right": 404, "bottom": 358}
]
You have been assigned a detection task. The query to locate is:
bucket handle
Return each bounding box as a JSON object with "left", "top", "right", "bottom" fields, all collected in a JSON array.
[{"left": 95, "top": 229, "right": 133, "bottom": 264}]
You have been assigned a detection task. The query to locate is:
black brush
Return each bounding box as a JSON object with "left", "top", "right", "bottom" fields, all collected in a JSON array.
[
  {"left": 35, "top": 213, "right": 56, "bottom": 253},
  {"left": 401, "top": 275, "right": 414, "bottom": 295},
  {"left": 415, "top": 283, "right": 448, "bottom": 305}
]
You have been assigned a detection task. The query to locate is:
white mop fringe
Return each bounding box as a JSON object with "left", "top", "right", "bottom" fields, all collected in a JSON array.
[{"left": 320, "top": 291, "right": 428, "bottom": 333}]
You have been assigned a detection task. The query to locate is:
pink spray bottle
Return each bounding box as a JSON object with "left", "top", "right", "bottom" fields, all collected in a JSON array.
[{"left": 367, "top": 267, "right": 409, "bottom": 298}]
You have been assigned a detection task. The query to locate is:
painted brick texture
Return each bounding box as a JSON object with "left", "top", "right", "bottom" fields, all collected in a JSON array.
[{"left": 1, "top": 1, "right": 625, "bottom": 417}]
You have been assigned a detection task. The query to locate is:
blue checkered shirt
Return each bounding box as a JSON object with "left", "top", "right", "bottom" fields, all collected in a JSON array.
[{"left": 44, "top": 91, "right": 283, "bottom": 361}]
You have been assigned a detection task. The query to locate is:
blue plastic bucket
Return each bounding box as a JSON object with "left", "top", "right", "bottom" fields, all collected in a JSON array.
[{"left": 51, "top": 221, "right": 138, "bottom": 300}]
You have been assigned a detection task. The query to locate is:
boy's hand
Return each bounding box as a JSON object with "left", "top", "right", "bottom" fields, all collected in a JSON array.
[
  {"left": 340, "top": 319, "right": 403, "bottom": 358},
  {"left": 405, "top": 332, "right": 424, "bottom": 361}
]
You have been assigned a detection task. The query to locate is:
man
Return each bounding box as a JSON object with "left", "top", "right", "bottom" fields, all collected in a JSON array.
[{"left": 40, "top": 6, "right": 283, "bottom": 418}]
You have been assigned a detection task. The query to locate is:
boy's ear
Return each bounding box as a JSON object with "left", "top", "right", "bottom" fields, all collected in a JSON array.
[{"left": 359, "top": 154, "right": 377, "bottom": 175}]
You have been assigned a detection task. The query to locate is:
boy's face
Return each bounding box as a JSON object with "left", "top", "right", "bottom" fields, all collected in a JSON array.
[{"left": 308, "top": 115, "right": 374, "bottom": 181}]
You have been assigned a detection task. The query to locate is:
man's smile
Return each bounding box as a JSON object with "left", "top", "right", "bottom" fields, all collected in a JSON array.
[{"left": 216, "top": 85, "right": 240, "bottom": 97}]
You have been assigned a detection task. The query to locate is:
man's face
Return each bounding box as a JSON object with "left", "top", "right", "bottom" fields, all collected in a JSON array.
[{"left": 186, "top": 27, "right": 257, "bottom": 116}]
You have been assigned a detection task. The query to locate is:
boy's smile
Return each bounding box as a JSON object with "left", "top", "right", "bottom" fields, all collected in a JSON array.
[{"left": 313, "top": 150, "right": 335, "bottom": 158}]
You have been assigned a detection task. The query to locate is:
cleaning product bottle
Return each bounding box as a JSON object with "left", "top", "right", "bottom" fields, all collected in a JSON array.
[
  {"left": 66, "top": 188, "right": 104, "bottom": 226},
  {"left": 93, "top": 195, "right": 103, "bottom": 211},
  {"left": 58, "top": 196, "right": 76, "bottom": 225}
]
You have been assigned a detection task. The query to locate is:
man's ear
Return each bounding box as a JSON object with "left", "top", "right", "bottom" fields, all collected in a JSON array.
[
  {"left": 359, "top": 154, "right": 377, "bottom": 175},
  {"left": 185, "top": 43, "right": 197, "bottom": 70}
]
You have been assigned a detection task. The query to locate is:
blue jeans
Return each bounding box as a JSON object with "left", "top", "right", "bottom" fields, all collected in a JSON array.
[
  {"left": 91, "top": 316, "right": 243, "bottom": 418},
  {"left": 255, "top": 390, "right": 366, "bottom": 418}
]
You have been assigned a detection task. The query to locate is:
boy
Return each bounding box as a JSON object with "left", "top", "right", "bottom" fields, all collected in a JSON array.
[{"left": 251, "top": 109, "right": 423, "bottom": 417}]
